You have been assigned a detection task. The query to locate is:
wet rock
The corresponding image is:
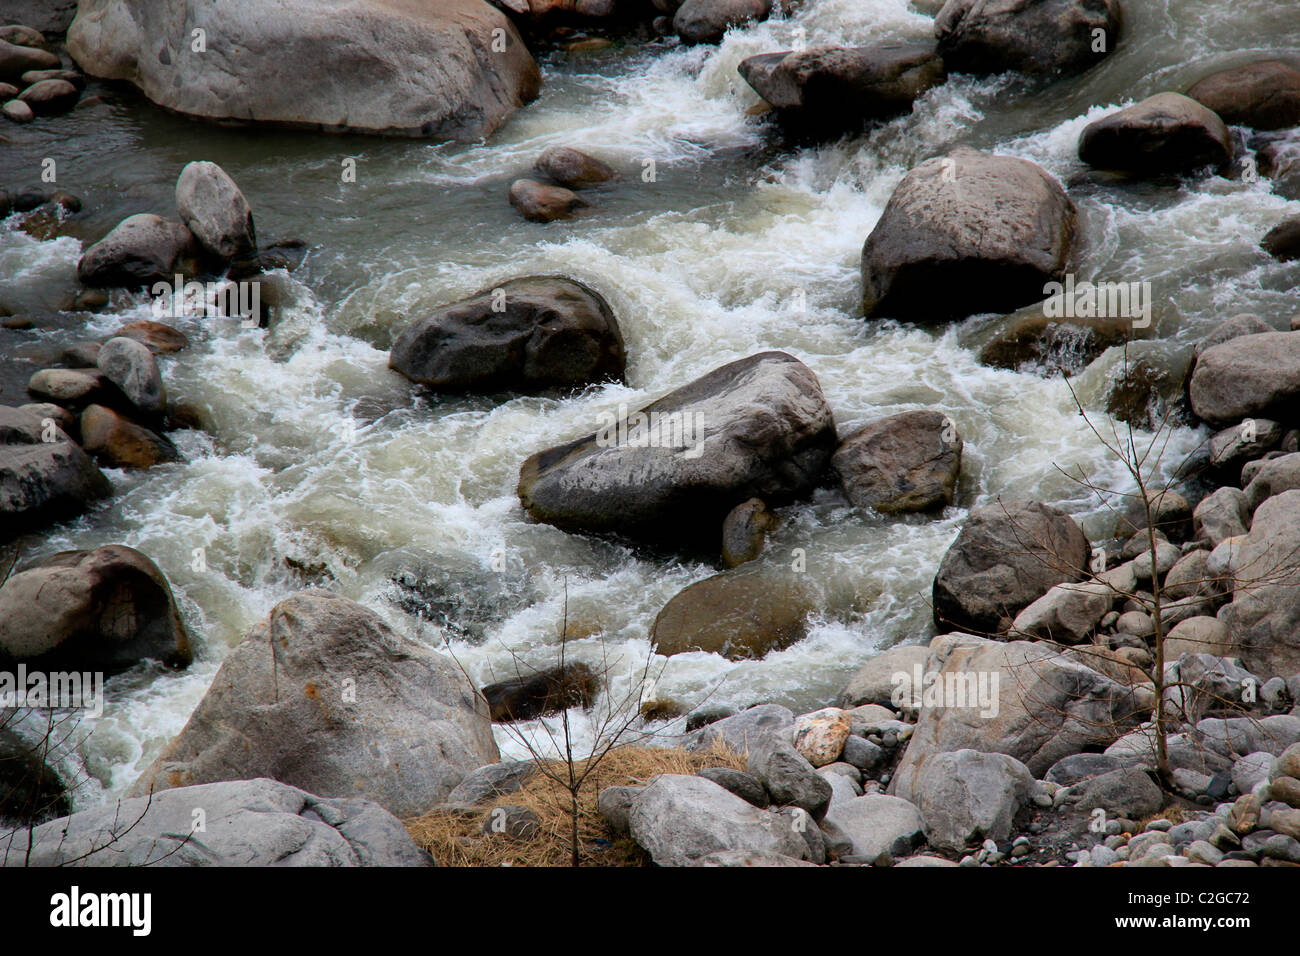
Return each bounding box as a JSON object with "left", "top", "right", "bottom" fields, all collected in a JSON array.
[
  {"left": 626, "top": 774, "right": 810, "bottom": 866},
  {"left": 508, "top": 178, "right": 588, "bottom": 222},
  {"left": 932, "top": 498, "right": 1090, "bottom": 634},
  {"left": 17, "top": 78, "right": 77, "bottom": 115},
  {"left": 533, "top": 146, "right": 615, "bottom": 188},
  {"left": 833, "top": 409, "right": 961, "bottom": 514},
  {"left": 913, "top": 749, "right": 1033, "bottom": 852},
  {"left": 738, "top": 42, "right": 945, "bottom": 136},
  {"left": 59, "top": 342, "right": 101, "bottom": 369},
  {"left": 721, "top": 497, "right": 774, "bottom": 568},
  {"left": 25, "top": 368, "right": 119, "bottom": 410},
  {"left": 838, "top": 643, "right": 930, "bottom": 709},
  {"left": 0, "top": 441, "right": 110, "bottom": 542},
  {"left": 0, "top": 726, "right": 70, "bottom": 823},
  {"left": 650, "top": 562, "right": 815, "bottom": 660},
  {"left": 78, "top": 404, "right": 180, "bottom": 469},
  {"left": 131, "top": 590, "right": 498, "bottom": 817},
  {"left": 517, "top": 351, "right": 836, "bottom": 547},
  {"left": 19, "top": 69, "right": 85, "bottom": 90},
  {"left": 76, "top": 213, "right": 198, "bottom": 288},
  {"left": 1189, "top": 331, "right": 1300, "bottom": 427},
  {"left": 860, "top": 148, "right": 1076, "bottom": 321},
  {"left": 1078, "top": 93, "right": 1233, "bottom": 176},
  {"left": 934, "top": 0, "right": 1122, "bottom": 76},
  {"left": 226, "top": 239, "right": 309, "bottom": 280},
  {"left": 480, "top": 662, "right": 599, "bottom": 722},
  {"left": 0, "top": 544, "right": 192, "bottom": 672},
  {"left": 673, "top": 0, "right": 772, "bottom": 45},
  {"left": 0, "top": 26, "right": 48, "bottom": 50},
  {"left": 1, "top": 98, "right": 32, "bottom": 122},
  {"left": 0, "top": 37, "right": 58, "bottom": 82},
  {"left": 175, "top": 161, "right": 256, "bottom": 261},
  {"left": 115, "top": 320, "right": 190, "bottom": 354},
  {"left": 96, "top": 336, "right": 165, "bottom": 418},
  {"left": 2, "top": 778, "right": 433, "bottom": 867},
  {"left": 389, "top": 276, "right": 624, "bottom": 393},
  {"left": 978, "top": 303, "right": 1149, "bottom": 375},
  {"left": 1262, "top": 213, "right": 1300, "bottom": 262},
  {"left": 67, "top": 0, "right": 541, "bottom": 140},
  {"left": 1187, "top": 60, "right": 1300, "bottom": 131}
]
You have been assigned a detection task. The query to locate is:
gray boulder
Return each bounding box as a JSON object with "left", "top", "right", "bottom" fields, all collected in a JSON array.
[
  {"left": 446, "top": 760, "right": 536, "bottom": 806},
  {"left": 97, "top": 336, "right": 165, "bottom": 418},
  {"left": 1043, "top": 752, "right": 1130, "bottom": 786},
  {"left": 746, "top": 733, "right": 833, "bottom": 818},
  {"left": 673, "top": 0, "right": 772, "bottom": 44},
  {"left": 1, "top": 778, "right": 432, "bottom": 866},
  {"left": 1193, "top": 486, "right": 1250, "bottom": 547},
  {"left": 175, "top": 161, "right": 256, "bottom": 261},
  {"left": 389, "top": 277, "right": 625, "bottom": 394},
  {"left": 861, "top": 148, "right": 1076, "bottom": 321},
  {"left": 67, "top": 0, "right": 541, "bottom": 140},
  {"left": 0, "top": 440, "right": 110, "bottom": 543},
  {"left": 130, "top": 590, "right": 499, "bottom": 818},
  {"left": 1078, "top": 93, "right": 1233, "bottom": 175},
  {"left": 76, "top": 213, "right": 197, "bottom": 288},
  {"left": 0, "top": 544, "right": 192, "bottom": 672},
  {"left": 517, "top": 351, "right": 837, "bottom": 546},
  {"left": 931, "top": 498, "right": 1090, "bottom": 634},
  {"left": 686, "top": 703, "right": 794, "bottom": 753},
  {"left": 833, "top": 409, "right": 962, "bottom": 513},
  {"left": 822, "top": 793, "right": 925, "bottom": 862},
  {"left": 912, "top": 749, "right": 1033, "bottom": 852},
  {"left": 838, "top": 643, "right": 931, "bottom": 708},
  {"left": 626, "top": 774, "right": 810, "bottom": 866},
  {"left": 1189, "top": 331, "right": 1300, "bottom": 427},
  {"left": 1069, "top": 765, "right": 1164, "bottom": 818},
  {"left": 934, "top": 0, "right": 1122, "bottom": 76}
]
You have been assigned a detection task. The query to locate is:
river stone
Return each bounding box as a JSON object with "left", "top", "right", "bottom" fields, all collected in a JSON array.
[
  {"left": 76, "top": 213, "right": 197, "bottom": 288},
  {"left": 977, "top": 304, "right": 1144, "bottom": 374},
  {"left": 1011, "top": 579, "right": 1116, "bottom": 644},
  {"left": 1, "top": 97, "right": 31, "bottom": 122},
  {"left": 533, "top": 146, "right": 615, "bottom": 188},
  {"left": 934, "top": 0, "right": 1122, "bottom": 76},
  {"left": 1165, "top": 616, "right": 1234, "bottom": 661},
  {"left": 517, "top": 351, "right": 837, "bottom": 546},
  {"left": 673, "top": 0, "right": 772, "bottom": 44},
  {"left": 446, "top": 760, "right": 536, "bottom": 806},
  {"left": 838, "top": 643, "right": 931, "bottom": 708},
  {"left": 0, "top": 404, "right": 67, "bottom": 445},
  {"left": 20, "top": 68, "right": 85, "bottom": 90},
  {"left": 737, "top": 42, "right": 946, "bottom": 136},
  {"left": 389, "top": 276, "right": 625, "bottom": 393},
  {"left": 695, "top": 767, "right": 769, "bottom": 808},
  {"left": 1209, "top": 419, "right": 1284, "bottom": 480},
  {"left": 25, "top": 369, "right": 120, "bottom": 410},
  {"left": 1078, "top": 93, "right": 1233, "bottom": 175},
  {"left": 1263, "top": 214, "right": 1300, "bottom": 262},
  {"left": 78, "top": 404, "right": 179, "bottom": 470},
  {"left": 650, "top": 562, "right": 816, "bottom": 660},
  {"left": 0, "top": 725, "right": 71, "bottom": 823},
  {"left": 1, "top": 778, "right": 432, "bottom": 867},
  {"left": 1043, "top": 752, "right": 1129, "bottom": 786},
  {"left": 0, "top": 441, "right": 111, "bottom": 542},
  {"left": 0, "top": 36, "right": 57, "bottom": 82},
  {"left": 822, "top": 793, "right": 925, "bottom": 862},
  {"left": 130, "top": 590, "right": 498, "bottom": 818},
  {"left": 626, "top": 774, "right": 810, "bottom": 866},
  {"left": 67, "top": 0, "right": 540, "bottom": 140},
  {"left": 0, "top": 544, "right": 192, "bottom": 671},
  {"left": 1072, "top": 766, "right": 1164, "bottom": 818},
  {"left": 480, "top": 661, "right": 599, "bottom": 722},
  {"left": 721, "top": 497, "right": 775, "bottom": 568},
  {"left": 508, "top": 178, "right": 588, "bottom": 223},
  {"left": 597, "top": 785, "right": 642, "bottom": 835},
  {"left": 686, "top": 703, "right": 794, "bottom": 754},
  {"left": 97, "top": 336, "right": 165, "bottom": 418},
  {"left": 746, "top": 733, "right": 833, "bottom": 818},
  {"left": 1189, "top": 332, "right": 1300, "bottom": 428},
  {"left": 861, "top": 148, "right": 1076, "bottom": 321},
  {"left": 116, "top": 319, "right": 190, "bottom": 354},
  {"left": 0, "top": 25, "right": 48, "bottom": 49},
  {"left": 913, "top": 749, "right": 1033, "bottom": 852},
  {"left": 792, "top": 708, "right": 853, "bottom": 768},
  {"left": 1187, "top": 60, "right": 1300, "bottom": 131},
  {"left": 1217, "top": 490, "right": 1300, "bottom": 678},
  {"left": 0, "top": 2, "right": 76, "bottom": 33},
  {"left": 17, "top": 77, "right": 77, "bottom": 114},
  {"left": 932, "top": 498, "right": 1090, "bottom": 634},
  {"left": 175, "top": 161, "right": 256, "bottom": 260},
  {"left": 833, "top": 410, "right": 962, "bottom": 513},
  {"left": 890, "top": 635, "right": 1149, "bottom": 798}
]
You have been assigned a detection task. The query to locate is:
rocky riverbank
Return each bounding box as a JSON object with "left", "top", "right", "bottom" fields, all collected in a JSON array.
[{"left": 2, "top": 0, "right": 1300, "bottom": 867}]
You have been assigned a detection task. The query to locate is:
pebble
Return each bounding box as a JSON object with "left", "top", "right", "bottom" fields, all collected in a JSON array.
[{"left": 1185, "top": 840, "right": 1224, "bottom": 865}]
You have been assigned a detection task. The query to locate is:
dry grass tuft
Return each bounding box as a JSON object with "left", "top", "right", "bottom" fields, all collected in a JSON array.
[{"left": 405, "top": 740, "right": 747, "bottom": 867}]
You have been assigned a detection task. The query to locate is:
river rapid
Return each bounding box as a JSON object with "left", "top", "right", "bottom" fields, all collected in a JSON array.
[{"left": 1, "top": 0, "right": 1298, "bottom": 808}]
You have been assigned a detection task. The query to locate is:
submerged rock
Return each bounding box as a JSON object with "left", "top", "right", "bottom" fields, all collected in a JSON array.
[
  {"left": 480, "top": 662, "right": 600, "bottom": 722},
  {"left": 533, "top": 146, "right": 615, "bottom": 188},
  {"left": 860, "top": 148, "right": 1076, "bottom": 321},
  {"left": 832, "top": 409, "right": 962, "bottom": 514},
  {"left": 0, "top": 439, "right": 111, "bottom": 543},
  {"left": 508, "top": 178, "right": 588, "bottom": 222},
  {"left": 720, "top": 497, "right": 775, "bottom": 568},
  {"left": 78, "top": 403, "right": 179, "bottom": 469}
]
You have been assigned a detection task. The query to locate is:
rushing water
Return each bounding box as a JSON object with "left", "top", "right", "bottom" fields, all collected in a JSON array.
[{"left": 1, "top": 0, "right": 1298, "bottom": 806}]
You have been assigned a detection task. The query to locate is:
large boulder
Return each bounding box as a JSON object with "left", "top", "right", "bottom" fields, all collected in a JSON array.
[
  {"left": 1262, "top": 214, "right": 1300, "bottom": 262},
  {"left": 1187, "top": 60, "right": 1300, "bottom": 131},
  {"left": 626, "top": 774, "right": 811, "bottom": 866},
  {"left": 890, "top": 634, "right": 1150, "bottom": 799},
  {"left": 912, "top": 749, "right": 1033, "bottom": 852},
  {"left": 0, "top": 428, "right": 110, "bottom": 542},
  {"left": 67, "top": 0, "right": 541, "bottom": 140},
  {"left": 175, "top": 161, "right": 256, "bottom": 261},
  {"left": 821, "top": 794, "right": 925, "bottom": 861},
  {"left": 832, "top": 409, "right": 962, "bottom": 513},
  {"left": 650, "top": 563, "right": 816, "bottom": 660},
  {"left": 389, "top": 277, "right": 625, "bottom": 393},
  {"left": 934, "top": 0, "right": 1122, "bottom": 76},
  {"left": 860, "top": 148, "right": 1076, "bottom": 321},
  {"left": 673, "top": 0, "right": 772, "bottom": 45},
  {"left": 1077, "top": 93, "right": 1233, "bottom": 175},
  {"left": 130, "top": 590, "right": 499, "bottom": 818},
  {"left": 931, "top": 499, "right": 1090, "bottom": 634},
  {"left": 1, "top": 778, "right": 433, "bottom": 866},
  {"left": 738, "top": 42, "right": 946, "bottom": 136},
  {"left": 517, "top": 351, "right": 837, "bottom": 546},
  {"left": 1217, "top": 490, "right": 1300, "bottom": 679},
  {"left": 838, "top": 643, "right": 931, "bottom": 709},
  {"left": 1189, "top": 331, "right": 1300, "bottom": 427},
  {"left": 76, "top": 214, "right": 198, "bottom": 288},
  {"left": 78, "top": 404, "right": 180, "bottom": 469},
  {"left": 0, "top": 545, "right": 192, "bottom": 672},
  {"left": 96, "top": 336, "right": 165, "bottom": 418}
]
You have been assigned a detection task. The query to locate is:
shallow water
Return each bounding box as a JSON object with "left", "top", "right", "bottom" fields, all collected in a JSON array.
[{"left": 1, "top": 0, "right": 1298, "bottom": 802}]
